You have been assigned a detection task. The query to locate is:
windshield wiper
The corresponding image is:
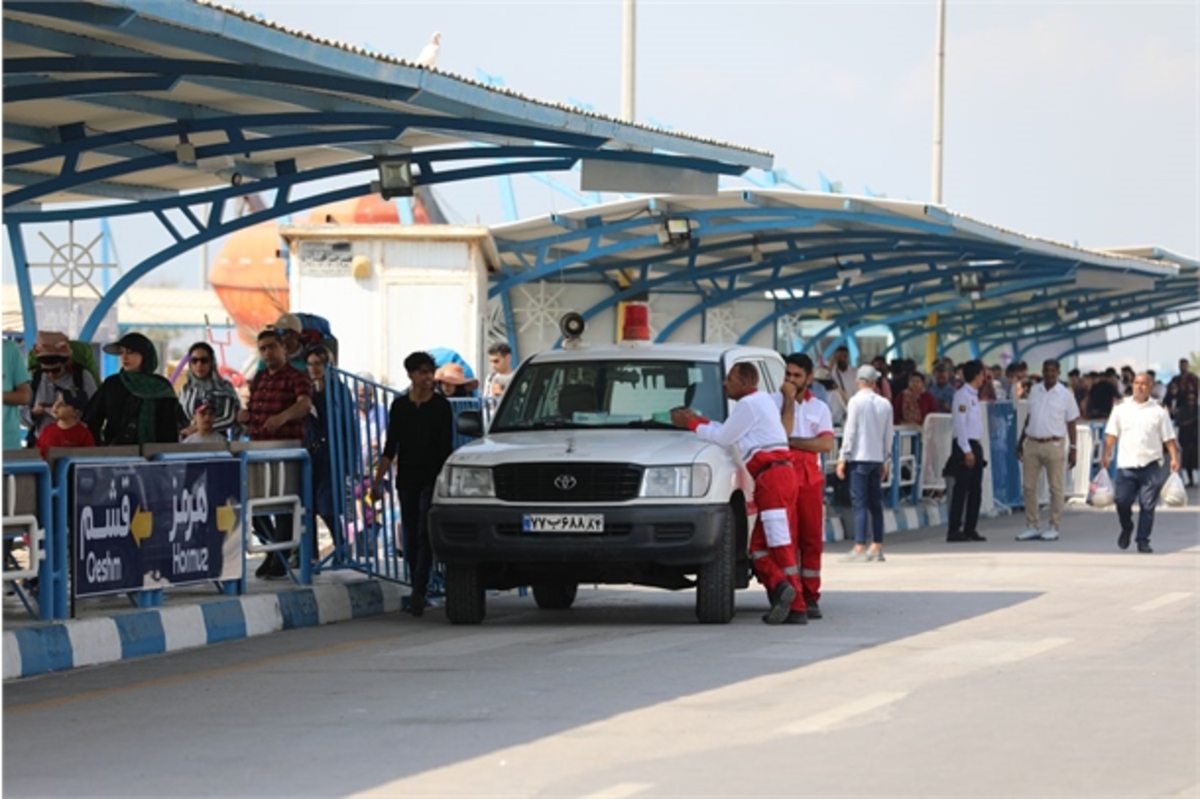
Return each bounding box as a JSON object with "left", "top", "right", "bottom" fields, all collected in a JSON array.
[{"left": 624, "top": 419, "right": 678, "bottom": 429}]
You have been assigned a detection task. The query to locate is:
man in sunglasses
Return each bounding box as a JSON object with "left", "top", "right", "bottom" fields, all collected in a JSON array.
[{"left": 22, "top": 330, "right": 97, "bottom": 445}]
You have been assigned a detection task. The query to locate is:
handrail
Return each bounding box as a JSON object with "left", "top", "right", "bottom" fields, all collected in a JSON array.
[
  {"left": 2, "top": 459, "right": 54, "bottom": 620},
  {"left": 238, "top": 447, "right": 313, "bottom": 587}
]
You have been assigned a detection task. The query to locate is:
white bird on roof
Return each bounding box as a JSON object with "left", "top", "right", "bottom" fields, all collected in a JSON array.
[{"left": 414, "top": 32, "right": 441, "bottom": 68}]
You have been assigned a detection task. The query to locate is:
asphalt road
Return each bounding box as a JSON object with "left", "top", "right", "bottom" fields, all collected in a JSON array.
[{"left": 4, "top": 502, "right": 1198, "bottom": 798}]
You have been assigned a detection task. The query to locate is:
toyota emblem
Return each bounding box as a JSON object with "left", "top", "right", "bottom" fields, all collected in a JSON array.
[{"left": 553, "top": 474, "right": 577, "bottom": 491}]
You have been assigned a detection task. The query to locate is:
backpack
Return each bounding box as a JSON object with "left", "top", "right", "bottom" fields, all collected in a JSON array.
[{"left": 294, "top": 312, "right": 338, "bottom": 360}]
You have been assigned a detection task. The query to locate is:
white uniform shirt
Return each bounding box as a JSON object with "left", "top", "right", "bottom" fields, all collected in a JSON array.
[
  {"left": 839, "top": 387, "right": 894, "bottom": 463},
  {"left": 693, "top": 390, "right": 789, "bottom": 458},
  {"left": 1106, "top": 397, "right": 1176, "bottom": 469},
  {"left": 770, "top": 390, "right": 835, "bottom": 439},
  {"left": 953, "top": 383, "right": 985, "bottom": 451},
  {"left": 1025, "top": 381, "right": 1080, "bottom": 439}
]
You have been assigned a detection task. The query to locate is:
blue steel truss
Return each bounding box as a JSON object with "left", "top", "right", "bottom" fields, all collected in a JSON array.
[{"left": 3, "top": 0, "right": 772, "bottom": 344}]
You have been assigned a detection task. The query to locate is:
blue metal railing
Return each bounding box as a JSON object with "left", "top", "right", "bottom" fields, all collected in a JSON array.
[{"left": 2, "top": 458, "right": 56, "bottom": 620}]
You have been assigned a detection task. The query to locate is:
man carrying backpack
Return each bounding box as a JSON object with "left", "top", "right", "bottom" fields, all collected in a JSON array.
[{"left": 22, "top": 331, "right": 98, "bottom": 445}]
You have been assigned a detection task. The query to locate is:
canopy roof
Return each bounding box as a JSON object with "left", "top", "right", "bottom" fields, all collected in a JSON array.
[
  {"left": 490, "top": 189, "right": 1195, "bottom": 357},
  {"left": 3, "top": 0, "right": 770, "bottom": 208}
]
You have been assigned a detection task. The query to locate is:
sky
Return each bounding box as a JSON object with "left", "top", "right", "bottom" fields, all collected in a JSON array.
[{"left": 6, "top": 0, "right": 1198, "bottom": 370}]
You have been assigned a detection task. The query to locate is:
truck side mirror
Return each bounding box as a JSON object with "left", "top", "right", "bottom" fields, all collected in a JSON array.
[{"left": 456, "top": 410, "right": 483, "bottom": 438}]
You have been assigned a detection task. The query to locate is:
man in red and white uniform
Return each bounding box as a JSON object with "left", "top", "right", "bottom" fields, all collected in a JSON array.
[
  {"left": 774, "top": 353, "right": 835, "bottom": 621},
  {"left": 672, "top": 362, "right": 802, "bottom": 625}
]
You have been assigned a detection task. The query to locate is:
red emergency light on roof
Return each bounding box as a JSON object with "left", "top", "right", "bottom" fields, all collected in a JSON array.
[{"left": 623, "top": 302, "right": 651, "bottom": 341}]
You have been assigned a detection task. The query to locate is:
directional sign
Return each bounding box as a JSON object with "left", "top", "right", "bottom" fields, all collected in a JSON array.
[{"left": 73, "top": 460, "right": 243, "bottom": 597}]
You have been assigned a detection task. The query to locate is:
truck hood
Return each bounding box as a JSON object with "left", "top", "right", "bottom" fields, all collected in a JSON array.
[{"left": 449, "top": 428, "right": 720, "bottom": 466}]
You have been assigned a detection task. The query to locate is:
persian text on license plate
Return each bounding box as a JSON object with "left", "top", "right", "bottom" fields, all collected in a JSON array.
[{"left": 522, "top": 514, "right": 604, "bottom": 533}]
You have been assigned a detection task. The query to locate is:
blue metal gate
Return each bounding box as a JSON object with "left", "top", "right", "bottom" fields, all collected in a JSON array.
[{"left": 321, "top": 368, "right": 479, "bottom": 590}]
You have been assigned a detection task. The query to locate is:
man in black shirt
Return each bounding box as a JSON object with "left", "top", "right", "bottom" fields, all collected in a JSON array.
[
  {"left": 374, "top": 352, "right": 453, "bottom": 616},
  {"left": 1087, "top": 371, "right": 1122, "bottom": 420}
]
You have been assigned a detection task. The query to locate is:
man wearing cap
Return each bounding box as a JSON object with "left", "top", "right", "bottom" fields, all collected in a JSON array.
[
  {"left": 84, "top": 332, "right": 185, "bottom": 446},
  {"left": 776, "top": 353, "right": 835, "bottom": 618},
  {"left": 238, "top": 329, "right": 313, "bottom": 578},
  {"left": 836, "top": 365, "right": 894, "bottom": 562},
  {"left": 272, "top": 313, "right": 308, "bottom": 371},
  {"left": 673, "top": 362, "right": 803, "bottom": 625},
  {"left": 23, "top": 331, "right": 98, "bottom": 444},
  {"left": 944, "top": 359, "right": 988, "bottom": 543},
  {"left": 2, "top": 338, "right": 31, "bottom": 450}
]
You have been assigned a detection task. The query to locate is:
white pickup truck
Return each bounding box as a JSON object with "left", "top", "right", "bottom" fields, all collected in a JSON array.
[{"left": 428, "top": 343, "right": 788, "bottom": 624}]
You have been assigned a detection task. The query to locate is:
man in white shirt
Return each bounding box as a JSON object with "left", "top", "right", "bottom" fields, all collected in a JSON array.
[
  {"left": 830, "top": 345, "right": 856, "bottom": 406},
  {"left": 673, "top": 362, "right": 803, "bottom": 624},
  {"left": 945, "top": 360, "right": 988, "bottom": 543},
  {"left": 836, "top": 365, "right": 894, "bottom": 562},
  {"left": 776, "top": 353, "right": 835, "bottom": 619},
  {"left": 1016, "top": 359, "right": 1080, "bottom": 541},
  {"left": 484, "top": 342, "right": 514, "bottom": 398},
  {"left": 1102, "top": 373, "right": 1180, "bottom": 553}
]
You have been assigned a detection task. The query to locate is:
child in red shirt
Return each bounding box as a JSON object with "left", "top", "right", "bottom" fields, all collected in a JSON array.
[{"left": 37, "top": 389, "right": 95, "bottom": 458}]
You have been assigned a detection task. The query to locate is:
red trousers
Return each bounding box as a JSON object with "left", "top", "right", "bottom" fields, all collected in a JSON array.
[
  {"left": 747, "top": 451, "right": 804, "bottom": 612},
  {"left": 789, "top": 451, "right": 825, "bottom": 604}
]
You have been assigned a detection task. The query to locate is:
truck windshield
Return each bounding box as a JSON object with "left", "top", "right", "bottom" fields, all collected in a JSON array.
[{"left": 490, "top": 359, "right": 727, "bottom": 432}]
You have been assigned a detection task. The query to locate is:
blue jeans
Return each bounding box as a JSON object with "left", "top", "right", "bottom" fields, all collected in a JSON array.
[
  {"left": 1115, "top": 463, "right": 1165, "bottom": 543},
  {"left": 849, "top": 461, "right": 884, "bottom": 545}
]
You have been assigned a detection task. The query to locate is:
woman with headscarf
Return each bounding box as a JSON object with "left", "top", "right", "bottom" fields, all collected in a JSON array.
[
  {"left": 178, "top": 341, "right": 242, "bottom": 441},
  {"left": 83, "top": 332, "right": 187, "bottom": 445}
]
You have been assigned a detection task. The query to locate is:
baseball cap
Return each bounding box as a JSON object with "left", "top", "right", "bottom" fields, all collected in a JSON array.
[
  {"left": 273, "top": 313, "right": 302, "bottom": 334},
  {"left": 856, "top": 365, "right": 881, "bottom": 383}
]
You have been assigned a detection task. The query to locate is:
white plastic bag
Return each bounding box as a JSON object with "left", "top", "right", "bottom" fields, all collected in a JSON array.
[
  {"left": 1089, "top": 469, "right": 1115, "bottom": 507},
  {"left": 1160, "top": 472, "right": 1188, "bottom": 507}
]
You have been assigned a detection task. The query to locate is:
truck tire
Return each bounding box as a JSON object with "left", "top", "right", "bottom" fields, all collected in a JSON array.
[
  {"left": 532, "top": 582, "right": 578, "bottom": 610},
  {"left": 695, "top": 509, "right": 736, "bottom": 624},
  {"left": 445, "top": 564, "right": 485, "bottom": 625}
]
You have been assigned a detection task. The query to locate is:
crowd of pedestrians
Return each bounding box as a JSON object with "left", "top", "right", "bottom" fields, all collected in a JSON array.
[{"left": 816, "top": 353, "right": 1194, "bottom": 560}]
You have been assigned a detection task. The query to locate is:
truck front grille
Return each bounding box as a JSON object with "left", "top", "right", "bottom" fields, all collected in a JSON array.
[{"left": 493, "top": 463, "right": 642, "bottom": 502}]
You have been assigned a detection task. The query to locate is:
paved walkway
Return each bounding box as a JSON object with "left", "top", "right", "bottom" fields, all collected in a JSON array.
[{"left": 4, "top": 487, "right": 1197, "bottom": 680}]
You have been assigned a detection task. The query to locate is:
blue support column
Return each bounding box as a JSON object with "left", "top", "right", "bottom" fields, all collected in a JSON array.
[{"left": 6, "top": 221, "right": 37, "bottom": 344}]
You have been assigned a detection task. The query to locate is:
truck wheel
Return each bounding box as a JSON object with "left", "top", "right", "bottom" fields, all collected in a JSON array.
[
  {"left": 445, "top": 564, "right": 485, "bottom": 624},
  {"left": 696, "top": 510, "right": 736, "bottom": 624},
  {"left": 532, "top": 582, "right": 578, "bottom": 610}
]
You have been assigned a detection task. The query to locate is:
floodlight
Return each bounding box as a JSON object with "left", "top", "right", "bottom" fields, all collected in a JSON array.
[
  {"left": 955, "top": 271, "right": 984, "bottom": 294},
  {"left": 376, "top": 157, "right": 414, "bottom": 199},
  {"left": 658, "top": 218, "right": 691, "bottom": 247}
]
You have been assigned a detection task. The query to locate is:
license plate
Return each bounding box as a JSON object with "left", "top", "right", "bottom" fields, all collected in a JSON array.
[{"left": 522, "top": 514, "right": 604, "bottom": 533}]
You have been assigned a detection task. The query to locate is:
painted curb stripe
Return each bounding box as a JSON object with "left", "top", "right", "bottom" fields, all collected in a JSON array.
[
  {"left": 277, "top": 589, "right": 320, "bottom": 629},
  {"left": 201, "top": 599, "right": 247, "bottom": 644},
  {"left": 113, "top": 612, "right": 166, "bottom": 659},
  {"left": 12, "top": 626, "right": 73, "bottom": 677},
  {"left": 5, "top": 581, "right": 405, "bottom": 680}
]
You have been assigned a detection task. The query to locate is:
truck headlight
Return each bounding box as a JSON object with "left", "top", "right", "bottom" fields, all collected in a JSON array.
[
  {"left": 640, "top": 464, "right": 711, "bottom": 498},
  {"left": 444, "top": 466, "right": 495, "bottom": 498}
]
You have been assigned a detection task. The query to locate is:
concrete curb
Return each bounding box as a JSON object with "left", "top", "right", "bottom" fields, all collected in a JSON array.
[
  {"left": 825, "top": 501, "right": 950, "bottom": 541},
  {"left": 3, "top": 580, "right": 403, "bottom": 680}
]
